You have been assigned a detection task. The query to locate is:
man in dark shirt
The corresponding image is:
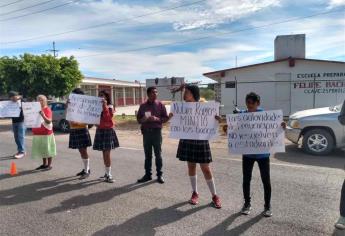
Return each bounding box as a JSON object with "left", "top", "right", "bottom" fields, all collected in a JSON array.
[
  {"left": 9, "top": 91, "right": 26, "bottom": 159},
  {"left": 136, "top": 87, "right": 169, "bottom": 184}
]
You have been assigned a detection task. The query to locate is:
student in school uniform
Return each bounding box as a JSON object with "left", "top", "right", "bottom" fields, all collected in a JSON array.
[
  {"left": 32, "top": 95, "right": 56, "bottom": 171},
  {"left": 93, "top": 90, "right": 119, "bottom": 183},
  {"left": 67, "top": 88, "right": 93, "bottom": 179},
  {"left": 171, "top": 84, "right": 222, "bottom": 209},
  {"left": 238, "top": 92, "right": 286, "bottom": 217}
]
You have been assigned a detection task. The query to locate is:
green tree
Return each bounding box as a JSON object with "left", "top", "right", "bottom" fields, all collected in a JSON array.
[
  {"left": 0, "top": 53, "right": 83, "bottom": 98},
  {"left": 200, "top": 87, "right": 215, "bottom": 101}
]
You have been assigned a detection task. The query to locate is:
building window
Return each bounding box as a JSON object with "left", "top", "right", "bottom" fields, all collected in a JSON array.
[
  {"left": 225, "top": 81, "right": 236, "bottom": 88},
  {"left": 125, "top": 87, "right": 134, "bottom": 105},
  {"left": 80, "top": 85, "right": 97, "bottom": 96},
  {"left": 115, "top": 87, "right": 124, "bottom": 106}
]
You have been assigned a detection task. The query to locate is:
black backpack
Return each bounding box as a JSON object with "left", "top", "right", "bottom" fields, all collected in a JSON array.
[{"left": 338, "top": 101, "right": 345, "bottom": 125}]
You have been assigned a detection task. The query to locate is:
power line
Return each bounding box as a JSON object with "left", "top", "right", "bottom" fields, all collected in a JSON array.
[
  {"left": 1, "top": 0, "right": 207, "bottom": 44},
  {"left": 0, "top": 0, "right": 80, "bottom": 22},
  {"left": 0, "top": 0, "right": 57, "bottom": 17},
  {"left": 75, "top": 8, "right": 345, "bottom": 59},
  {"left": 0, "top": 0, "right": 25, "bottom": 8}
]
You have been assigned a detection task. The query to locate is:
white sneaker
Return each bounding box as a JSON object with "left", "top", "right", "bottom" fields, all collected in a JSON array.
[
  {"left": 335, "top": 216, "right": 345, "bottom": 230},
  {"left": 14, "top": 152, "right": 25, "bottom": 159}
]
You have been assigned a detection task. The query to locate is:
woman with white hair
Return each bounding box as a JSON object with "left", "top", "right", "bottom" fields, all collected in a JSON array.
[{"left": 31, "top": 95, "right": 56, "bottom": 171}]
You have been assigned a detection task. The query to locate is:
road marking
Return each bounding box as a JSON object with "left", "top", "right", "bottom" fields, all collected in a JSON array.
[
  {"left": 119, "top": 146, "right": 313, "bottom": 169},
  {"left": 119, "top": 147, "right": 143, "bottom": 151},
  {"left": 216, "top": 156, "right": 311, "bottom": 169}
]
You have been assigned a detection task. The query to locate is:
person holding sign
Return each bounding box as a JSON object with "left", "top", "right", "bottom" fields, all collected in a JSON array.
[
  {"left": 32, "top": 95, "right": 56, "bottom": 171},
  {"left": 171, "top": 85, "right": 222, "bottom": 209},
  {"left": 93, "top": 90, "right": 119, "bottom": 183},
  {"left": 8, "top": 91, "right": 26, "bottom": 159},
  {"left": 67, "top": 88, "right": 93, "bottom": 180},
  {"left": 236, "top": 92, "right": 286, "bottom": 217},
  {"left": 136, "top": 87, "right": 169, "bottom": 184}
]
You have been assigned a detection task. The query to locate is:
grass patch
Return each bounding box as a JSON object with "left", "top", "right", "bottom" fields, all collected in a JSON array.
[{"left": 114, "top": 115, "right": 137, "bottom": 122}]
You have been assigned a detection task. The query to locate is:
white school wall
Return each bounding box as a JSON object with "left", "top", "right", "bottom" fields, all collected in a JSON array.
[{"left": 219, "top": 60, "right": 345, "bottom": 116}]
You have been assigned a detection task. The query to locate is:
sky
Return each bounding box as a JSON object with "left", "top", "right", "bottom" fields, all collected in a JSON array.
[{"left": 0, "top": 0, "right": 344, "bottom": 83}]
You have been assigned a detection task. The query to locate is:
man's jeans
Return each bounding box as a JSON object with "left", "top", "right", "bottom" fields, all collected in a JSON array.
[{"left": 12, "top": 122, "right": 26, "bottom": 153}]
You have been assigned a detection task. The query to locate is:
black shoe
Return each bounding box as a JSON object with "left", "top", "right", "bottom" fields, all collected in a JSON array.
[
  {"left": 137, "top": 175, "right": 152, "bottom": 183},
  {"left": 76, "top": 169, "right": 86, "bottom": 176},
  {"left": 263, "top": 207, "right": 273, "bottom": 217},
  {"left": 99, "top": 174, "right": 107, "bottom": 180},
  {"left": 35, "top": 165, "right": 47, "bottom": 170},
  {"left": 79, "top": 170, "right": 91, "bottom": 179},
  {"left": 43, "top": 166, "right": 53, "bottom": 171},
  {"left": 157, "top": 176, "right": 165, "bottom": 184},
  {"left": 104, "top": 175, "right": 114, "bottom": 183},
  {"left": 241, "top": 203, "right": 252, "bottom": 215}
]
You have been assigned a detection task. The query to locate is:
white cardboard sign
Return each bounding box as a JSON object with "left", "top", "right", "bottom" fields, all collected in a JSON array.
[
  {"left": 22, "top": 102, "right": 42, "bottom": 128},
  {"left": 169, "top": 102, "right": 219, "bottom": 140},
  {"left": 66, "top": 94, "right": 103, "bottom": 125},
  {"left": 0, "top": 101, "right": 21, "bottom": 118},
  {"left": 226, "top": 110, "right": 285, "bottom": 155}
]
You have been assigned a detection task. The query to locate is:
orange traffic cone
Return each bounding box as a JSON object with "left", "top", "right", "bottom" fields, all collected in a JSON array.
[{"left": 10, "top": 162, "right": 17, "bottom": 176}]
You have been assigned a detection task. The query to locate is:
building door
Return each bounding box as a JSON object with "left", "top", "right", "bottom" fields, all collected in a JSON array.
[{"left": 275, "top": 73, "right": 291, "bottom": 116}]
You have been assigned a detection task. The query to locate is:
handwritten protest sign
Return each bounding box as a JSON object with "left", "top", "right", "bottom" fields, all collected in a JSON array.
[
  {"left": 0, "top": 101, "right": 21, "bottom": 118},
  {"left": 227, "top": 110, "right": 285, "bottom": 154},
  {"left": 66, "top": 94, "right": 103, "bottom": 125},
  {"left": 22, "top": 102, "right": 42, "bottom": 128},
  {"left": 169, "top": 102, "right": 219, "bottom": 140}
]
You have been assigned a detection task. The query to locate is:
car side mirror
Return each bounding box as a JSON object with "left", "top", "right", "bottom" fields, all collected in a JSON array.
[{"left": 338, "top": 100, "right": 345, "bottom": 125}]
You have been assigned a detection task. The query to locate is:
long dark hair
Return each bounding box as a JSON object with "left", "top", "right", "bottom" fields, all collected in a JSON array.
[
  {"left": 185, "top": 85, "right": 200, "bottom": 102},
  {"left": 72, "top": 88, "right": 84, "bottom": 95},
  {"left": 99, "top": 90, "right": 112, "bottom": 105}
]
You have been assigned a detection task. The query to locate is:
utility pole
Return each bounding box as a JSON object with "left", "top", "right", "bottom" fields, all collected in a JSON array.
[{"left": 47, "top": 41, "right": 59, "bottom": 57}]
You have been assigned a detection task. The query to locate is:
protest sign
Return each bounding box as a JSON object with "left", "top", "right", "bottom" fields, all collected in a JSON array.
[
  {"left": 22, "top": 102, "right": 42, "bottom": 128},
  {"left": 0, "top": 101, "right": 21, "bottom": 118},
  {"left": 227, "top": 110, "right": 285, "bottom": 154},
  {"left": 66, "top": 94, "right": 103, "bottom": 125},
  {"left": 169, "top": 102, "right": 219, "bottom": 140}
]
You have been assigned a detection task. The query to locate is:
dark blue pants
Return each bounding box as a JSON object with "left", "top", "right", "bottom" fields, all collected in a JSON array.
[
  {"left": 142, "top": 129, "right": 163, "bottom": 177},
  {"left": 243, "top": 157, "right": 271, "bottom": 208}
]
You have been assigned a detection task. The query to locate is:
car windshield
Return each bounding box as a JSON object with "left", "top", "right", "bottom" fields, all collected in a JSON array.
[{"left": 329, "top": 104, "right": 342, "bottom": 112}]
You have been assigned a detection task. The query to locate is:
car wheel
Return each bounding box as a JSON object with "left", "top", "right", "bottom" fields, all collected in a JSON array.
[
  {"left": 59, "top": 120, "right": 70, "bottom": 133},
  {"left": 302, "top": 129, "right": 334, "bottom": 155}
]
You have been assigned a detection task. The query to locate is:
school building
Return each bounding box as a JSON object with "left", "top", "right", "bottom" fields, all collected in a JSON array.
[
  {"left": 203, "top": 34, "right": 345, "bottom": 116},
  {"left": 80, "top": 77, "right": 146, "bottom": 107}
]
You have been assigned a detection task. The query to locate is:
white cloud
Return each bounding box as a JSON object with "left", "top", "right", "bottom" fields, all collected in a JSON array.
[
  {"left": 328, "top": 0, "right": 345, "bottom": 8},
  {"left": 0, "top": 0, "right": 344, "bottom": 83},
  {"left": 59, "top": 42, "right": 265, "bottom": 81},
  {"left": 172, "top": 0, "right": 281, "bottom": 31}
]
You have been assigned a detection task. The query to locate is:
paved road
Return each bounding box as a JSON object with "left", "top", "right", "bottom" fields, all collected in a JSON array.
[{"left": 0, "top": 125, "right": 344, "bottom": 236}]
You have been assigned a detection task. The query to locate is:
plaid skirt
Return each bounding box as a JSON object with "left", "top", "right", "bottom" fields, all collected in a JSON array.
[
  {"left": 176, "top": 139, "right": 212, "bottom": 163},
  {"left": 93, "top": 128, "right": 120, "bottom": 151},
  {"left": 69, "top": 128, "right": 92, "bottom": 149}
]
